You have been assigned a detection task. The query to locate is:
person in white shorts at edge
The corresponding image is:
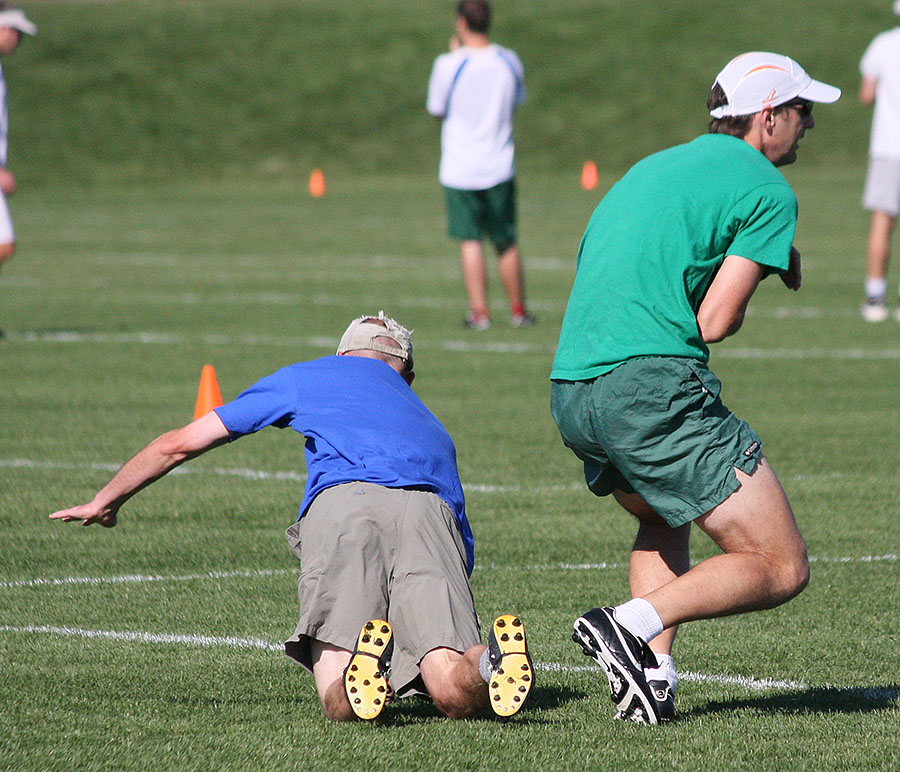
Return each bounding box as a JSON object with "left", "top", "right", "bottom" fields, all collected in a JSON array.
[
  {"left": 860, "top": 1, "right": 900, "bottom": 321},
  {"left": 50, "top": 313, "right": 534, "bottom": 721},
  {"left": 0, "top": 2, "right": 36, "bottom": 339},
  {"left": 550, "top": 53, "right": 840, "bottom": 724},
  {"left": 427, "top": 0, "right": 534, "bottom": 331}
]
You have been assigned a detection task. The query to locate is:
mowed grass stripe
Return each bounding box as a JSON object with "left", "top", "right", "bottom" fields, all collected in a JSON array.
[
  {"left": 3, "top": 553, "right": 896, "bottom": 591},
  {"left": 4, "top": 330, "right": 900, "bottom": 360}
]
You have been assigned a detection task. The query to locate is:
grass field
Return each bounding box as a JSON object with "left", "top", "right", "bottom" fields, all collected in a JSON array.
[
  {"left": 1, "top": 0, "right": 899, "bottom": 770},
  {"left": 2, "top": 166, "right": 898, "bottom": 771}
]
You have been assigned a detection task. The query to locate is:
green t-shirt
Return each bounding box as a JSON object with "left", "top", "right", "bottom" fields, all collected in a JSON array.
[{"left": 551, "top": 134, "right": 797, "bottom": 381}]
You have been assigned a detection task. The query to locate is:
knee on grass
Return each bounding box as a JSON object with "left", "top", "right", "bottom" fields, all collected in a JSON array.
[{"left": 430, "top": 683, "right": 487, "bottom": 720}]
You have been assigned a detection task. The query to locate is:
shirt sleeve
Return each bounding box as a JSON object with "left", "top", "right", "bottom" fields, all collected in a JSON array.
[
  {"left": 725, "top": 182, "right": 798, "bottom": 274},
  {"left": 860, "top": 35, "right": 884, "bottom": 79},
  {"left": 214, "top": 368, "right": 296, "bottom": 439},
  {"left": 426, "top": 54, "right": 453, "bottom": 117}
]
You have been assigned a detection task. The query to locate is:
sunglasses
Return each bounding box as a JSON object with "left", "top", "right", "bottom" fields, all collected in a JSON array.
[{"left": 782, "top": 99, "right": 814, "bottom": 118}]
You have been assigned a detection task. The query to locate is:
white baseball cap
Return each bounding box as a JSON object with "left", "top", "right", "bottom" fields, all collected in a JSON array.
[
  {"left": 0, "top": 6, "right": 37, "bottom": 36},
  {"left": 710, "top": 52, "right": 841, "bottom": 118}
]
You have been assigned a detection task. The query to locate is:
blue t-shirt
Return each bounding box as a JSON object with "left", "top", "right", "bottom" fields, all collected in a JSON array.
[{"left": 214, "top": 356, "right": 474, "bottom": 573}]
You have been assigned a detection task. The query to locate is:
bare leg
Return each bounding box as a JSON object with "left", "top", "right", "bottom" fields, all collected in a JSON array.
[
  {"left": 867, "top": 210, "right": 894, "bottom": 282},
  {"left": 310, "top": 640, "right": 356, "bottom": 721},
  {"left": 497, "top": 243, "right": 527, "bottom": 313},
  {"left": 460, "top": 239, "right": 489, "bottom": 318},
  {"left": 642, "top": 457, "right": 808, "bottom": 627},
  {"left": 612, "top": 490, "right": 690, "bottom": 658},
  {"left": 419, "top": 645, "right": 490, "bottom": 719}
]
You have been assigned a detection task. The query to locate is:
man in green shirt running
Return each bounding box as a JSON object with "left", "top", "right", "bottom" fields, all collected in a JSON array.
[{"left": 550, "top": 52, "right": 840, "bottom": 724}]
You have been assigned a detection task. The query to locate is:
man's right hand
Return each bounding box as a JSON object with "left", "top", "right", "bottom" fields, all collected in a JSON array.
[{"left": 50, "top": 503, "right": 118, "bottom": 528}]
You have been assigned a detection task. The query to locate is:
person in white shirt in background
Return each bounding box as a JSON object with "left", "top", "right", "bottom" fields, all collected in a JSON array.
[
  {"left": 860, "top": 1, "right": 900, "bottom": 322},
  {"left": 0, "top": 1, "right": 35, "bottom": 338},
  {"left": 427, "top": 0, "right": 534, "bottom": 330}
]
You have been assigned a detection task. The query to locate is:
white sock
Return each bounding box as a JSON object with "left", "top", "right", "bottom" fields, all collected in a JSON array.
[
  {"left": 478, "top": 647, "right": 493, "bottom": 683},
  {"left": 866, "top": 277, "right": 887, "bottom": 301},
  {"left": 612, "top": 598, "right": 664, "bottom": 643},
  {"left": 645, "top": 653, "right": 678, "bottom": 693}
]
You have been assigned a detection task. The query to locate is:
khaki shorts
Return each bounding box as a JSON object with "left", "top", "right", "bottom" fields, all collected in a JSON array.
[
  {"left": 284, "top": 482, "right": 481, "bottom": 697},
  {"left": 863, "top": 157, "right": 900, "bottom": 217},
  {"left": 551, "top": 357, "right": 763, "bottom": 527}
]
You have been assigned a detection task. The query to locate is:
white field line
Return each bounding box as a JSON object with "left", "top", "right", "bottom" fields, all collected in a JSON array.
[
  {"left": 2, "top": 554, "right": 896, "bottom": 593},
  {"left": 0, "top": 456, "right": 866, "bottom": 489},
  {"left": 2, "top": 623, "right": 897, "bottom": 702},
  {"left": 4, "top": 329, "right": 900, "bottom": 361}
]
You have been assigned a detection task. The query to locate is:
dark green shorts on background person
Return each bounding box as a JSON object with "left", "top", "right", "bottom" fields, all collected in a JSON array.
[
  {"left": 550, "top": 356, "right": 763, "bottom": 527},
  {"left": 443, "top": 179, "right": 517, "bottom": 250}
]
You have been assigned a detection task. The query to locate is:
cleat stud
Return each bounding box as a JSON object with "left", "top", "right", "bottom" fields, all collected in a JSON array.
[
  {"left": 362, "top": 635, "right": 371, "bottom": 643},
  {"left": 374, "top": 699, "right": 381, "bottom": 705},
  {"left": 380, "top": 625, "right": 389, "bottom": 634},
  {"left": 520, "top": 664, "right": 529, "bottom": 671},
  {"left": 519, "top": 686, "right": 527, "bottom": 693},
  {"left": 350, "top": 665, "right": 358, "bottom": 672},
  {"left": 365, "top": 622, "right": 374, "bottom": 630},
  {"left": 493, "top": 694, "right": 501, "bottom": 701},
  {"left": 374, "top": 671, "right": 382, "bottom": 678},
  {"left": 363, "top": 680, "right": 370, "bottom": 686},
  {"left": 497, "top": 619, "right": 506, "bottom": 628},
  {"left": 349, "top": 686, "right": 357, "bottom": 693},
  {"left": 497, "top": 668, "right": 504, "bottom": 675},
  {"left": 354, "top": 698, "right": 361, "bottom": 704},
  {"left": 512, "top": 618, "right": 521, "bottom": 626},
  {"left": 377, "top": 686, "right": 386, "bottom": 693},
  {"left": 513, "top": 696, "right": 521, "bottom": 703},
  {"left": 375, "top": 638, "right": 383, "bottom": 646},
  {"left": 506, "top": 677, "right": 515, "bottom": 684},
  {"left": 514, "top": 633, "right": 523, "bottom": 641},
  {"left": 490, "top": 682, "right": 499, "bottom": 689},
  {"left": 522, "top": 675, "right": 530, "bottom": 682},
  {"left": 501, "top": 633, "right": 509, "bottom": 641}
]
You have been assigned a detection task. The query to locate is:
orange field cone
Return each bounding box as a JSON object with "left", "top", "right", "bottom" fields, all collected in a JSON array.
[
  {"left": 194, "top": 364, "right": 223, "bottom": 420},
  {"left": 581, "top": 160, "right": 599, "bottom": 191},
  {"left": 309, "top": 168, "right": 326, "bottom": 198}
]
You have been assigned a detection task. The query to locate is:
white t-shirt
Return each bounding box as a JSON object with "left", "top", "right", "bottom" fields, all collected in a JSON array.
[
  {"left": 861, "top": 27, "right": 900, "bottom": 160},
  {"left": 0, "top": 61, "right": 8, "bottom": 167},
  {"left": 426, "top": 44, "right": 525, "bottom": 190}
]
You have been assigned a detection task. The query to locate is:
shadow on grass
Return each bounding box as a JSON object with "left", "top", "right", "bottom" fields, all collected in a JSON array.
[
  {"left": 682, "top": 685, "right": 900, "bottom": 719},
  {"left": 376, "top": 684, "right": 588, "bottom": 726}
]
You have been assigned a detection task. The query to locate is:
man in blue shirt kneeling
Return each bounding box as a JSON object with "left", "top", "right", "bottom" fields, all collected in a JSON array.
[{"left": 50, "top": 312, "right": 533, "bottom": 721}]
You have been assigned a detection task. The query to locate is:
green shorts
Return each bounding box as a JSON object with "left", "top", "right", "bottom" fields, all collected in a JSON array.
[
  {"left": 444, "top": 179, "right": 517, "bottom": 252},
  {"left": 283, "top": 482, "right": 481, "bottom": 697},
  {"left": 550, "top": 357, "right": 763, "bottom": 527}
]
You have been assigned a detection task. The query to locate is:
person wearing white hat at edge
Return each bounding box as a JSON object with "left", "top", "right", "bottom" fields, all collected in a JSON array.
[
  {"left": 859, "top": 1, "right": 900, "bottom": 322},
  {"left": 0, "top": 1, "right": 35, "bottom": 338}
]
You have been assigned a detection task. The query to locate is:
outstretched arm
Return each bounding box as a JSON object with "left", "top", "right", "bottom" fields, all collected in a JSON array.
[{"left": 49, "top": 411, "right": 230, "bottom": 527}]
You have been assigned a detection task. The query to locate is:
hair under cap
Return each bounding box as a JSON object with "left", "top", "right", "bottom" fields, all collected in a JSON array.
[
  {"left": 336, "top": 311, "right": 413, "bottom": 365},
  {"left": 709, "top": 52, "right": 840, "bottom": 118}
]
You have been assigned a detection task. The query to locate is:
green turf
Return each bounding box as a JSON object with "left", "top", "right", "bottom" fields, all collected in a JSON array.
[
  {"left": 6, "top": 0, "right": 894, "bottom": 186},
  {"left": 2, "top": 165, "right": 898, "bottom": 771},
  {"left": 2, "top": 0, "right": 900, "bottom": 770}
]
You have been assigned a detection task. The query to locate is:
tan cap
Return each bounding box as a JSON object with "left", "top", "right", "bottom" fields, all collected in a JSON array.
[{"left": 337, "top": 311, "right": 413, "bottom": 366}]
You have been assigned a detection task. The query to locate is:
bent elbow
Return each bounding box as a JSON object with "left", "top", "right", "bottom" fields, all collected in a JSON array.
[{"left": 698, "top": 311, "right": 745, "bottom": 344}]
